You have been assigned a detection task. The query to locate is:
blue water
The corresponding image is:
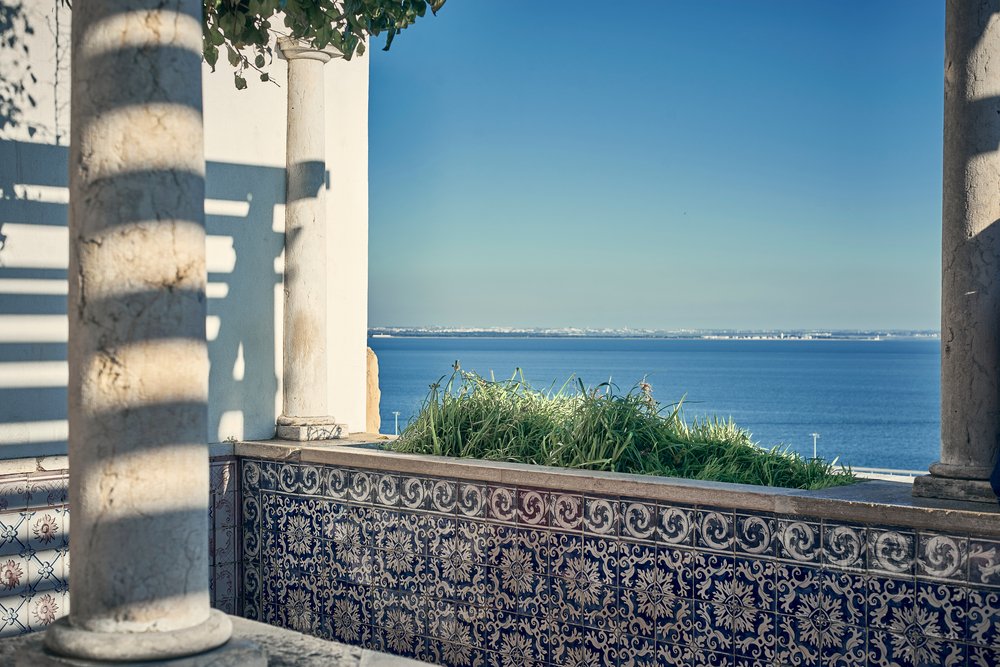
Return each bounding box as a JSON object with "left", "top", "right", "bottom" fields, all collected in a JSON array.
[{"left": 368, "top": 337, "right": 940, "bottom": 471}]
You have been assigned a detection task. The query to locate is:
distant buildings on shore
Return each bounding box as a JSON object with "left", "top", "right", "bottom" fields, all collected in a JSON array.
[{"left": 368, "top": 327, "right": 940, "bottom": 341}]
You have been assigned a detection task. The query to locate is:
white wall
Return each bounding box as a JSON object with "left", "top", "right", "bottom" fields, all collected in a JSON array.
[
  {"left": 325, "top": 50, "right": 370, "bottom": 433},
  {"left": 0, "top": 3, "right": 370, "bottom": 456}
]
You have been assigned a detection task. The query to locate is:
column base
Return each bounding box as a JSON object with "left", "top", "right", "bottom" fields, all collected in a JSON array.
[
  {"left": 912, "top": 474, "right": 998, "bottom": 504},
  {"left": 40, "top": 610, "right": 234, "bottom": 663},
  {"left": 276, "top": 415, "right": 347, "bottom": 441},
  {"left": 17, "top": 638, "right": 265, "bottom": 667}
]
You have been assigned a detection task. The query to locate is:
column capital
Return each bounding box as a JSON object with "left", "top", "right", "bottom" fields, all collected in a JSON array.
[{"left": 277, "top": 37, "right": 342, "bottom": 64}]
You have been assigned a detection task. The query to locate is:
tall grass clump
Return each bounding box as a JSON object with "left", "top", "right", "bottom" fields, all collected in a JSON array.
[{"left": 392, "top": 368, "right": 856, "bottom": 491}]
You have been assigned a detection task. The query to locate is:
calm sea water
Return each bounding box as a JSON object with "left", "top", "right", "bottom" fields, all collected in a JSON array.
[{"left": 368, "top": 336, "right": 940, "bottom": 471}]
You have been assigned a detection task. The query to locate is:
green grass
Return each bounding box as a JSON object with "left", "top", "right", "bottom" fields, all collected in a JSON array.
[{"left": 391, "top": 368, "right": 856, "bottom": 491}]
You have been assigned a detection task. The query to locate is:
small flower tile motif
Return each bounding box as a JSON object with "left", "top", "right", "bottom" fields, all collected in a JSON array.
[{"left": 550, "top": 534, "right": 617, "bottom": 589}]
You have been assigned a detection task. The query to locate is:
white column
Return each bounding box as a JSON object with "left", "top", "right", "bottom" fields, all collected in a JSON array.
[
  {"left": 277, "top": 38, "right": 347, "bottom": 441},
  {"left": 35, "top": 1, "right": 260, "bottom": 663},
  {"left": 914, "top": 0, "right": 1000, "bottom": 503}
]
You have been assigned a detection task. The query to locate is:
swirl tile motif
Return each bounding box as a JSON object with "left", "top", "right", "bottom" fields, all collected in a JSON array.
[{"left": 239, "top": 458, "right": 1000, "bottom": 666}]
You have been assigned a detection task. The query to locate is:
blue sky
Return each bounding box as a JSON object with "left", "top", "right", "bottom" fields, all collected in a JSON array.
[{"left": 367, "top": 1, "right": 943, "bottom": 330}]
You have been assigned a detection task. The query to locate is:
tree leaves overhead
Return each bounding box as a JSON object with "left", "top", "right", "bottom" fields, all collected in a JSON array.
[{"left": 203, "top": 0, "right": 445, "bottom": 87}]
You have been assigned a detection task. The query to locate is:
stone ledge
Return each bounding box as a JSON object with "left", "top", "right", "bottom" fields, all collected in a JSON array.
[
  {"left": 0, "top": 616, "right": 431, "bottom": 666},
  {"left": 237, "top": 438, "right": 1000, "bottom": 538}
]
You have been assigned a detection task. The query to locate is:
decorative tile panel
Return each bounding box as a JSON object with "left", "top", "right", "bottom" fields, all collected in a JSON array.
[
  {"left": 0, "top": 471, "right": 68, "bottom": 637},
  {"left": 240, "top": 457, "right": 1000, "bottom": 666}
]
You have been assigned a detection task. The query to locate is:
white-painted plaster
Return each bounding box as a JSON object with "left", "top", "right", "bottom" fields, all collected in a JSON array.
[{"left": 0, "top": 5, "right": 371, "bottom": 456}]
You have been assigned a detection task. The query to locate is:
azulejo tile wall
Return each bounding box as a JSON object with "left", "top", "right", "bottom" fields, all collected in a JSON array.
[
  {"left": 241, "top": 458, "right": 1000, "bottom": 667},
  {"left": 0, "top": 470, "right": 68, "bottom": 638},
  {"left": 0, "top": 456, "right": 240, "bottom": 638},
  {"left": 210, "top": 456, "right": 240, "bottom": 616}
]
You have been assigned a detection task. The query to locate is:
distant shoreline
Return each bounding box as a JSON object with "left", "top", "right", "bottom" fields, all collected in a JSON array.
[{"left": 369, "top": 330, "right": 940, "bottom": 342}]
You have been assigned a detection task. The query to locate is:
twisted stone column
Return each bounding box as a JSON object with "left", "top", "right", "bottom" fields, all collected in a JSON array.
[
  {"left": 914, "top": 0, "right": 1000, "bottom": 503},
  {"left": 28, "top": 1, "right": 263, "bottom": 663},
  {"left": 277, "top": 38, "right": 347, "bottom": 441}
]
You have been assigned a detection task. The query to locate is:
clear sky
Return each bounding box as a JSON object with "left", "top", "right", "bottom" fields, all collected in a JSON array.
[{"left": 367, "top": 1, "right": 943, "bottom": 331}]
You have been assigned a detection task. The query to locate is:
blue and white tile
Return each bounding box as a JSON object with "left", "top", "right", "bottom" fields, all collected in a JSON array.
[
  {"left": 735, "top": 513, "right": 776, "bottom": 557},
  {"left": 548, "top": 621, "right": 615, "bottom": 667},
  {"left": 695, "top": 509, "right": 735, "bottom": 552},
  {"left": 774, "top": 613, "right": 821, "bottom": 667},
  {"left": 867, "top": 575, "right": 915, "bottom": 632},
  {"left": 486, "top": 611, "right": 548, "bottom": 666},
  {"left": 620, "top": 500, "right": 658, "bottom": 542},
  {"left": 915, "top": 532, "right": 967, "bottom": 582},
  {"left": 456, "top": 483, "right": 488, "bottom": 519},
  {"left": 821, "top": 622, "right": 866, "bottom": 667},
  {"left": 656, "top": 503, "right": 695, "bottom": 546},
  {"left": 550, "top": 493, "right": 583, "bottom": 531},
  {"left": 868, "top": 528, "right": 916, "bottom": 576},
  {"left": 967, "top": 586, "right": 1000, "bottom": 647},
  {"left": 775, "top": 518, "right": 821, "bottom": 564},
  {"left": 583, "top": 496, "right": 618, "bottom": 537},
  {"left": 968, "top": 539, "right": 1000, "bottom": 587},
  {"left": 550, "top": 534, "right": 617, "bottom": 588},
  {"left": 915, "top": 579, "right": 966, "bottom": 640},
  {"left": 822, "top": 522, "right": 867, "bottom": 571}
]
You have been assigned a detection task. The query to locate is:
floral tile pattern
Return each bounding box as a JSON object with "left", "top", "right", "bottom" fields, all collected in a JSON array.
[
  {"left": 0, "top": 471, "right": 68, "bottom": 637},
  {"left": 0, "top": 457, "right": 240, "bottom": 637},
  {"left": 241, "top": 458, "right": 1000, "bottom": 666}
]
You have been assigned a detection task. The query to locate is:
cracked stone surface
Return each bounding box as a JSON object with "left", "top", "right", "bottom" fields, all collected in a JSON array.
[
  {"left": 278, "top": 39, "right": 338, "bottom": 427},
  {"left": 936, "top": 0, "right": 1000, "bottom": 488},
  {"left": 63, "top": 0, "right": 220, "bottom": 655}
]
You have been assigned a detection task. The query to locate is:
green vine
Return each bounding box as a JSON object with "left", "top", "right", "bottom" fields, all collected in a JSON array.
[{"left": 203, "top": 0, "right": 446, "bottom": 89}]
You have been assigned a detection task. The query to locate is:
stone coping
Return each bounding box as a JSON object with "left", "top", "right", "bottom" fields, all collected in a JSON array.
[
  {"left": 237, "top": 437, "right": 1000, "bottom": 538},
  {"left": 0, "top": 616, "right": 431, "bottom": 666}
]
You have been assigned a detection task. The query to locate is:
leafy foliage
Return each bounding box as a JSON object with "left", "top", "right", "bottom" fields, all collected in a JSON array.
[
  {"left": 393, "top": 368, "right": 857, "bottom": 491},
  {"left": 0, "top": 1, "right": 38, "bottom": 135},
  {"left": 203, "top": 0, "right": 446, "bottom": 88}
]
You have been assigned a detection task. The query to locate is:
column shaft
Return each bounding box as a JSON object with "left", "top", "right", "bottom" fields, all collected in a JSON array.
[
  {"left": 277, "top": 40, "right": 345, "bottom": 441},
  {"left": 916, "top": 0, "right": 1000, "bottom": 502},
  {"left": 42, "top": 0, "right": 232, "bottom": 660}
]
